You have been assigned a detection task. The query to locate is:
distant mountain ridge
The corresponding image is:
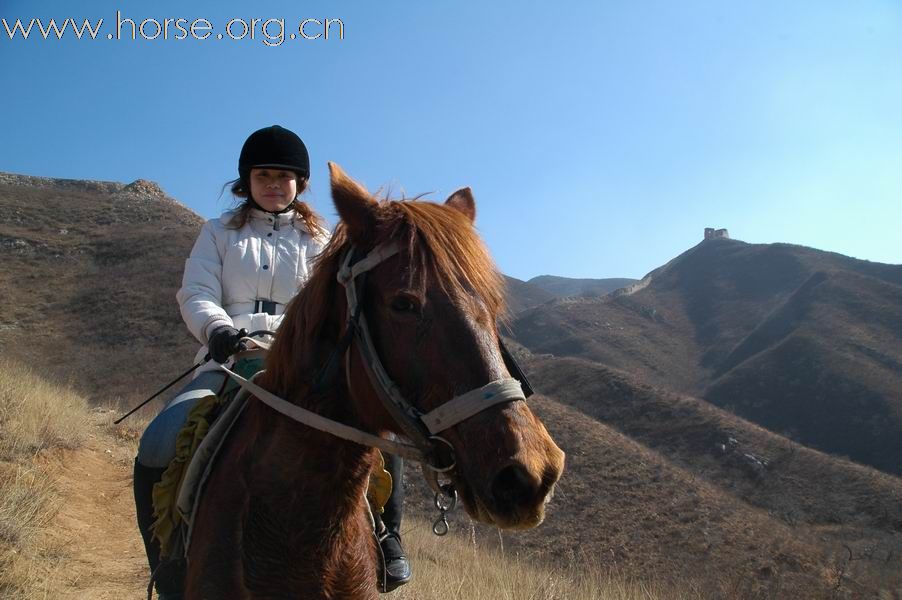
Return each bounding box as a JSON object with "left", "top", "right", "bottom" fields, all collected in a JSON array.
[
  {"left": 527, "top": 274, "right": 638, "bottom": 298},
  {"left": 513, "top": 237, "right": 902, "bottom": 475},
  {"left": 503, "top": 275, "right": 639, "bottom": 315},
  {"left": 502, "top": 275, "right": 555, "bottom": 314}
]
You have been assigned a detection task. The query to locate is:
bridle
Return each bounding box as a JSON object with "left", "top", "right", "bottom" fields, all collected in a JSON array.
[
  {"left": 219, "top": 240, "right": 534, "bottom": 532},
  {"left": 334, "top": 242, "right": 533, "bottom": 491}
]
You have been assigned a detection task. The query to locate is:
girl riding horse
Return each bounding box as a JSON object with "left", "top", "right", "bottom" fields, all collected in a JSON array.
[
  {"left": 182, "top": 163, "right": 565, "bottom": 599},
  {"left": 133, "top": 126, "right": 411, "bottom": 599}
]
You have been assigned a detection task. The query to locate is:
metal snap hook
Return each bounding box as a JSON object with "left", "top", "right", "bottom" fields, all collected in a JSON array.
[
  {"left": 432, "top": 515, "right": 450, "bottom": 536},
  {"left": 432, "top": 483, "right": 457, "bottom": 536}
]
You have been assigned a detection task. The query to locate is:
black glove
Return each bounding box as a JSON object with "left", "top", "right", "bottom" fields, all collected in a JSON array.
[{"left": 207, "top": 326, "right": 245, "bottom": 363}]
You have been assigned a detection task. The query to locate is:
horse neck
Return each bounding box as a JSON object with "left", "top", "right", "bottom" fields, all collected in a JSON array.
[
  {"left": 247, "top": 384, "right": 375, "bottom": 519},
  {"left": 238, "top": 387, "right": 379, "bottom": 595}
]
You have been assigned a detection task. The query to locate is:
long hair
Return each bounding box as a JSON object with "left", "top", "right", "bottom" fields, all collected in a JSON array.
[{"left": 222, "top": 176, "right": 327, "bottom": 238}]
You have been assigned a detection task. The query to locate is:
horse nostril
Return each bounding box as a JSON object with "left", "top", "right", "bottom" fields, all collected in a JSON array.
[{"left": 491, "top": 464, "right": 538, "bottom": 511}]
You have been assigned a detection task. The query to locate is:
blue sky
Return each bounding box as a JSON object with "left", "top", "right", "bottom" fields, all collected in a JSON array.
[{"left": 2, "top": 0, "right": 900, "bottom": 280}]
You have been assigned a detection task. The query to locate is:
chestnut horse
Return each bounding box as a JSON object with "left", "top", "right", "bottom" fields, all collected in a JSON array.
[{"left": 184, "top": 163, "right": 565, "bottom": 599}]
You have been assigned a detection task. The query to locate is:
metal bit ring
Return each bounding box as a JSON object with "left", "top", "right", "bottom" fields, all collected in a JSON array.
[{"left": 425, "top": 435, "right": 457, "bottom": 473}]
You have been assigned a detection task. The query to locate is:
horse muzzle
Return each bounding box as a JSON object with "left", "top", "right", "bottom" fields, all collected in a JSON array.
[{"left": 450, "top": 404, "right": 565, "bottom": 530}]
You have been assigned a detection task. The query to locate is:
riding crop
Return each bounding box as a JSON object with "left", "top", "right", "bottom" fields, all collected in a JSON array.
[
  {"left": 113, "top": 328, "right": 267, "bottom": 424},
  {"left": 113, "top": 359, "right": 209, "bottom": 424}
]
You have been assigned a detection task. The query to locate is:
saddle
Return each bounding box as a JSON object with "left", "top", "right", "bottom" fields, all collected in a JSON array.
[
  {"left": 150, "top": 355, "right": 393, "bottom": 562},
  {"left": 150, "top": 357, "right": 258, "bottom": 560}
]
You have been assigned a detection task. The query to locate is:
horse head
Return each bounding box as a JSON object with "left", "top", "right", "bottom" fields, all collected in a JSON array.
[{"left": 318, "top": 162, "right": 565, "bottom": 530}]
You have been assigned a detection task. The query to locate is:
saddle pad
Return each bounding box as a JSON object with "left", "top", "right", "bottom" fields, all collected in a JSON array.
[
  {"left": 151, "top": 392, "right": 221, "bottom": 558},
  {"left": 177, "top": 384, "right": 251, "bottom": 553}
]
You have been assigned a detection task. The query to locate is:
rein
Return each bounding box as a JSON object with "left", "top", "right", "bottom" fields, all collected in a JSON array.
[
  {"left": 218, "top": 364, "right": 426, "bottom": 462},
  {"left": 219, "top": 241, "right": 532, "bottom": 532}
]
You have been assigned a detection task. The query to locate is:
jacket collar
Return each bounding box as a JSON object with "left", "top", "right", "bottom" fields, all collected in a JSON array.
[
  {"left": 248, "top": 207, "right": 297, "bottom": 227},
  {"left": 221, "top": 207, "right": 308, "bottom": 231}
]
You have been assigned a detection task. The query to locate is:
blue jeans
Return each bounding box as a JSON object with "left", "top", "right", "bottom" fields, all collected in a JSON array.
[{"left": 136, "top": 370, "right": 227, "bottom": 469}]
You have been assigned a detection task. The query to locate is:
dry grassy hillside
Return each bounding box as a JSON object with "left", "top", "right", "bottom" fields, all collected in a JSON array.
[
  {"left": 527, "top": 356, "right": 902, "bottom": 532},
  {"left": 404, "top": 355, "right": 902, "bottom": 598},
  {"left": 705, "top": 269, "right": 902, "bottom": 474},
  {"left": 0, "top": 172, "right": 202, "bottom": 405},
  {"left": 0, "top": 360, "right": 687, "bottom": 600},
  {"left": 512, "top": 238, "right": 902, "bottom": 475}
]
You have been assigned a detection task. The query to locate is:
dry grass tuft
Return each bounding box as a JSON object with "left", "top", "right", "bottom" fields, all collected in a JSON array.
[
  {"left": 0, "top": 360, "right": 92, "bottom": 598},
  {"left": 392, "top": 519, "right": 694, "bottom": 600},
  {"left": 0, "top": 359, "right": 90, "bottom": 460}
]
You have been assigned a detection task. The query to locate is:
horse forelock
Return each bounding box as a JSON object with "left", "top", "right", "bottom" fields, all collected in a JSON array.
[{"left": 385, "top": 200, "right": 507, "bottom": 321}]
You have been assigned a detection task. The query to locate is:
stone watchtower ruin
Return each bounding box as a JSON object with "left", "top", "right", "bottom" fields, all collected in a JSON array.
[{"left": 704, "top": 228, "right": 730, "bottom": 241}]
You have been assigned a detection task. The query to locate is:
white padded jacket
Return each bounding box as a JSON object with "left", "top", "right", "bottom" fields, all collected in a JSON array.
[{"left": 176, "top": 206, "right": 330, "bottom": 368}]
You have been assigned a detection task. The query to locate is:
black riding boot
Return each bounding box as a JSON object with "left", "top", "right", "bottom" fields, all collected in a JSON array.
[
  {"left": 377, "top": 453, "right": 411, "bottom": 592},
  {"left": 133, "top": 459, "right": 184, "bottom": 600}
]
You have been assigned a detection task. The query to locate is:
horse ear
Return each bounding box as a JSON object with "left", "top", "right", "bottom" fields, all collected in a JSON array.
[
  {"left": 329, "top": 162, "right": 377, "bottom": 241},
  {"left": 445, "top": 187, "right": 476, "bottom": 223}
]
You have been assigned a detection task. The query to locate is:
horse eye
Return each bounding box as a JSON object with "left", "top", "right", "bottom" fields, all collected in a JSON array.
[{"left": 390, "top": 296, "right": 418, "bottom": 313}]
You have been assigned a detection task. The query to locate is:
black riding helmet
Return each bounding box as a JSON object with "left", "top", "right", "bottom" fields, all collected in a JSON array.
[{"left": 238, "top": 125, "right": 310, "bottom": 181}]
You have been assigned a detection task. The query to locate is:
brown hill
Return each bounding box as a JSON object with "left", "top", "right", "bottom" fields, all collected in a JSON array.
[
  {"left": 512, "top": 238, "right": 902, "bottom": 474},
  {"left": 0, "top": 172, "right": 201, "bottom": 405},
  {"left": 502, "top": 275, "right": 556, "bottom": 314},
  {"left": 528, "top": 274, "right": 638, "bottom": 298}
]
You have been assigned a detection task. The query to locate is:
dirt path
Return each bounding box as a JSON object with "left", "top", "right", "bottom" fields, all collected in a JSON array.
[{"left": 37, "top": 410, "right": 148, "bottom": 599}]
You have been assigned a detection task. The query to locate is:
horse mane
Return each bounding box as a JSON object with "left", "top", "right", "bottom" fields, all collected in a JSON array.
[{"left": 261, "top": 198, "right": 507, "bottom": 401}]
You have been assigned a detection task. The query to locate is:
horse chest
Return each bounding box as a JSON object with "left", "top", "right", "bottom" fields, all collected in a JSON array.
[{"left": 239, "top": 498, "right": 377, "bottom": 599}]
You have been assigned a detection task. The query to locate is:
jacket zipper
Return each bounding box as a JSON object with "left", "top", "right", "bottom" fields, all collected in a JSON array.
[{"left": 268, "top": 218, "right": 279, "bottom": 298}]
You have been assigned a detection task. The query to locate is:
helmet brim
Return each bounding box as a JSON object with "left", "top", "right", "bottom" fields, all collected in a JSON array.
[{"left": 248, "top": 163, "right": 308, "bottom": 177}]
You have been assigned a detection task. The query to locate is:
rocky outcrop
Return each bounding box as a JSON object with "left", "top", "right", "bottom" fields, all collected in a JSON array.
[{"left": 0, "top": 172, "right": 124, "bottom": 195}]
